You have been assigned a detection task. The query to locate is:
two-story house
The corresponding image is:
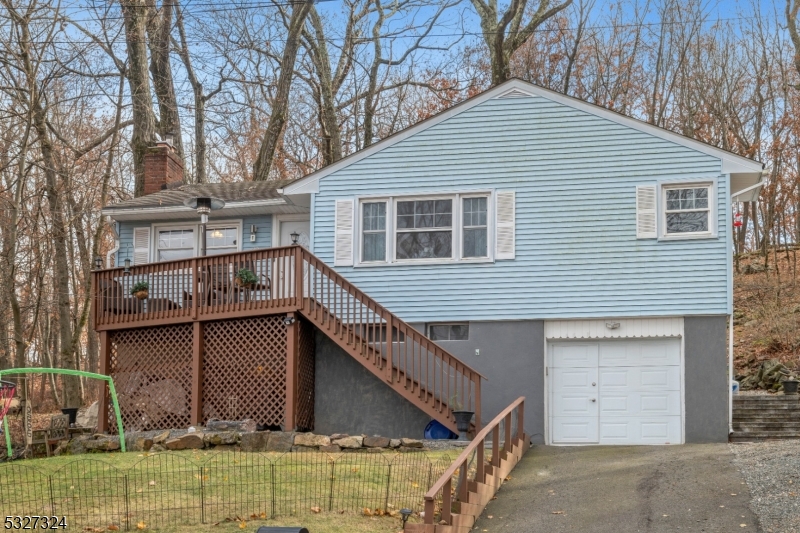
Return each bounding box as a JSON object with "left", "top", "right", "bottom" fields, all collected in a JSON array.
[{"left": 98, "top": 79, "right": 763, "bottom": 445}]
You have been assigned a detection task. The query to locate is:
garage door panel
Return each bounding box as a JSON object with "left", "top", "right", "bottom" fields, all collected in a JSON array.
[
  {"left": 552, "top": 368, "right": 597, "bottom": 390},
  {"left": 598, "top": 340, "right": 680, "bottom": 367},
  {"left": 599, "top": 391, "right": 680, "bottom": 417},
  {"left": 599, "top": 417, "right": 681, "bottom": 445},
  {"left": 599, "top": 366, "right": 680, "bottom": 391},
  {"left": 551, "top": 343, "right": 598, "bottom": 368},
  {"left": 551, "top": 417, "right": 599, "bottom": 443}
]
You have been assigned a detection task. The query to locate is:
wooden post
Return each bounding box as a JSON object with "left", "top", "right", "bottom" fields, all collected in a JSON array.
[
  {"left": 97, "top": 331, "right": 111, "bottom": 433},
  {"left": 294, "top": 246, "right": 303, "bottom": 309},
  {"left": 385, "top": 314, "right": 393, "bottom": 382},
  {"left": 285, "top": 312, "right": 299, "bottom": 431},
  {"left": 191, "top": 321, "right": 204, "bottom": 425}
]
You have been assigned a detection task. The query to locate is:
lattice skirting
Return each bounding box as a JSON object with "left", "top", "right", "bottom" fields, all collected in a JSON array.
[{"left": 107, "top": 316, "right": 315, "bottom": 432}]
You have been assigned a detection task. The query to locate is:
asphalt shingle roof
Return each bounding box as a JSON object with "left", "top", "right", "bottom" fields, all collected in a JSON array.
[{"left": 104, "top": 180, "right": 295, "bottom": 211}]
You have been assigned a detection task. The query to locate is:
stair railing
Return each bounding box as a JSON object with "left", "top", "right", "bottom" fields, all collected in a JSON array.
[
  {"left": 419, "top": 397, "right": 526, "bottom": 529},
  {"left": 297, "top": 247, "right": 484, "bottom": 429}
]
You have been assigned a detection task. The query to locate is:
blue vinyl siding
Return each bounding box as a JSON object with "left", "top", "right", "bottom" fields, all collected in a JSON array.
[
  {"left": 117, "top": 215, "right": 272, "bottom": 264},
  {"left": 312, "top": 95, "right": 730, "bottom": 322}
]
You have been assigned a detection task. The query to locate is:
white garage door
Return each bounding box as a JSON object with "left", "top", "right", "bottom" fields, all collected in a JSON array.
[{"left": 549, "top": 339, "right": 682, "bottom": 445}]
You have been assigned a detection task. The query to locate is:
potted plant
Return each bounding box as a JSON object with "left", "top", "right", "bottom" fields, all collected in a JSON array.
[
  {"left": 130, "top": 281, "right": 149, "bottom": 300},
  {"left": 235, "top": 268, "right": 258, "bottom": 288},
  {"left": 783, "top": 373, "right": 800, "bottom": 395},
  {"left": 450, "top": 395, "right": 474, "bottom": 441}
]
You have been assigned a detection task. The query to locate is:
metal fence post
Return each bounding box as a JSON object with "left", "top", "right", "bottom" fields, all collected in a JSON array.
[
  {"left": 328, "top": 460, "right": 335, "bottom": 512},
  {"left": 48, "top": 476, "right": 55, "bottom": 518},
  {"left": 383, "top": 464, "right": 392, "bottom": 511},
  {"left": 123, "top": 474, "right": 129, "bottom": 531},
  {"left": 200, "top": 466, "right": 206, "bottom": 524},
  {"left": 270, "top": 463, "right": 276, "bottom": 518}
]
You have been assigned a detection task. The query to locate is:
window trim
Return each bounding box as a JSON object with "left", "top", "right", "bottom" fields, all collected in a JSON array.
[
  {"left": 427, "top": 322, "right": 470, "bottom": 341},
  {"left": 353, "top": 191, "right": 494, "bottom": 267},
  {"left": 151, "top": 220, "right": 243, "bottom": 261},
  {"left": 658, "top": 180, "right": 717, "bottom": 240}
]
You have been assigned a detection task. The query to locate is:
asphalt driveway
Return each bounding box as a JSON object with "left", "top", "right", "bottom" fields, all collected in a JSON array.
[{"left": 474, "top": 444, "right": 760, "bottom": 533}]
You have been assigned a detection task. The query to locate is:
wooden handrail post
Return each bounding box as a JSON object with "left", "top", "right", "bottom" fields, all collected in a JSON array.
[
  {"left": 294, "top": 246, "right": 304, "bottom": 309},
  {"left": 97, "top": 331, "right": 111, "bottom": 433},
  {"left": 285, "top": 312, "right": 299, "bottom": 431},
  {"left": 504, "top": 412, "right": 512, "bottom": 454},
  {"left": 385, "top": 314, "right": 393, "bottom": 383},
  {"left": 441, "top": 479, "right": 452, "bottom": 523},
  {"left": 476, "top": 438, "right": 485, "bottom": 483},
  {"left": 191, "top": 321, "right": 204, "bottom": 425},
  {"left": 517, "top": 401, "right": 525, "bottom": 441},
  {"left": 457, "top": 458, "right": 469, "bottom": 503},
  {"left": 491, "top": 425, "right": 500, "bottom": 468},
  {"left": 474, "top": 375, "right": 482, "bottom": 431},
  {"left": 424, "top": 498, "right": 435, "bottom": 525}
]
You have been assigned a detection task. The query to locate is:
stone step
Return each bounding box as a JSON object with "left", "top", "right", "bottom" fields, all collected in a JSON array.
[
  {"left": 734, "top": 409, "right": 800, "bottom": 418},
  {"left": 733, "top": 403, "right": 800, "bottom": 410},
  {"left": 734, "top": 395, "right": 800, "bottom": 402},
  {"left": 730, "top": 432, "right": 800, "bottom": 441},
  {"left": 733, "top": 422, "right": 800, "bottom": 430}
]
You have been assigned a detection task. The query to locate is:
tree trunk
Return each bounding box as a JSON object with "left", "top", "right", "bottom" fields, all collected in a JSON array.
[{"left": 252, "top": 0, "right": 313, "bottom": 181}]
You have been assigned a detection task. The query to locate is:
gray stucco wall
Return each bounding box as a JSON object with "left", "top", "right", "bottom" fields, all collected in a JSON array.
[
  {"left": 684, "top": 315, "right": 729, "bottom": 443},
  {"left": 412, "top": 320, "right": 545, "bottom": 444},
  {"left": 313, "top": 331, "right": 432, "bottom": 438}
]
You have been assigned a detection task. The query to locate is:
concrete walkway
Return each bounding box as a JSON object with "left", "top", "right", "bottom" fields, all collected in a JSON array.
[{"left": 473, "top": 444, "right": 760, "bottom": 533}]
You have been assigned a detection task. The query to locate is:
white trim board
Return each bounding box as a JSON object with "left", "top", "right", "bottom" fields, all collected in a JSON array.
[
  {"left": 272, "top": 214, "right": 311, "bottom": 247},
  {"left": 545, "top": 317, "right": 684, "bottom": 339},
  {"left": 281, "top": 79, "right": 763, "bottom": 197}
]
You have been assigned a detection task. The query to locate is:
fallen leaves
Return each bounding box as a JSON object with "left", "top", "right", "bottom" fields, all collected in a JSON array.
[
  {"left": 310, "top": 507, "right": 321, "bottom": 514},
  {"left": 551, "top": 511, "right": 564, "bottom": 515},
  {"left": 238, "top": 521, "right": 246, "bottom": 529},
  {"left": 107, "top": 526, "right": 119, "bottom": 531},
  {"left": 148, "top": 480, "right": 156, "bottom": 487},
  {"left": 136, "top": 522, "right": 146, "bottom": 530}
]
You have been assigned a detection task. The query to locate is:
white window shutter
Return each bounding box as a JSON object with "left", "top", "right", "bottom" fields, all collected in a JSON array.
[
  {"left": 495, "top": 191, "right": 516, "bottom": 260},
  {"left": 636, "top": 185, "right": 657, "bottom": 239},
  {"left": 132, "top": 227, "right": 151, "bottom": 265},
  {"left": 334, "top": 199, "right": 354, "bottom": 266}
]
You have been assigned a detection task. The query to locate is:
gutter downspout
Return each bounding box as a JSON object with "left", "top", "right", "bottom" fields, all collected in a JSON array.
[
  {"left": 729, "top": 313, "right": 734, "bottom": 435},
  {"left": 106, "top": 217, "right": 120, "bottom": 268}
]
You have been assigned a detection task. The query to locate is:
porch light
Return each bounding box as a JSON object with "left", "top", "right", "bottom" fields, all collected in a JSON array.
[
  {"left": 290, "top": 231, "right": 300, "bottom": 244},
  {"left": 283, "top": 315, "right": 296, "bottom": 326},
  {"left": 400, "top": 508, "right": 413, "bottom": 525},
  {"left": 123, "top": 258, "right": 131, "bottom": 274},
  {"left": 94, "top": 256, "right": 103, "bottom": 270},
  {"left": 184, "top": 196, "right": 225, "bottom": 256}
]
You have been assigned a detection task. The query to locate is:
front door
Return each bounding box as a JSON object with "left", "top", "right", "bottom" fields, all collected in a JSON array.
[{"left": 276, "top": 218, "right": 310, "bottom": 297}]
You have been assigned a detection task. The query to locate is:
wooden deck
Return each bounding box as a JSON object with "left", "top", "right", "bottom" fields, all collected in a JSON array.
[{"left": 92, "top": 246, "right": 483, "bottom": 435}]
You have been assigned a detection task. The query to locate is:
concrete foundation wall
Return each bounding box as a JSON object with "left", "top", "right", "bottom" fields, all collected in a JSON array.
[
  {"left": 412, "top": 320, "right": 545, "bottom": 444},
  {"left": 684, "top": 315, "right": 729, "bottom": 443},
  {"left": 313, "top": 330, "right": 431, "bottom": 439}
]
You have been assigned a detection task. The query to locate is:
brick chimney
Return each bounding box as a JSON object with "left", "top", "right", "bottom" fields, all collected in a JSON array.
[{"left": 143, "top": 140, "right": 184, "bottom": 195}]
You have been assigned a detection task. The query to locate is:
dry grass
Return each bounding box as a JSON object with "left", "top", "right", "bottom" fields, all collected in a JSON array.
[{"left": 735, "top": 252, "right": 800, "bottom": 380}]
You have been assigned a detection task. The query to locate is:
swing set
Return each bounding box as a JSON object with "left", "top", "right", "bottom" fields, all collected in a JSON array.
[{"left": 0, "top": 368, "right": 126, "bottom": 458}]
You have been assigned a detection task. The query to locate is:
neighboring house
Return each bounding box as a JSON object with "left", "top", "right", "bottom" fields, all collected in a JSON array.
[{"left": 101, "top": 79, "right": 763, "bottom": 445}]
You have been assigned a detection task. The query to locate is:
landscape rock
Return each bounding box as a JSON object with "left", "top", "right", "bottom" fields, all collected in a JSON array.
[
  {"left": 153, "top": 430, "right": 171, "bottom": 444},
  {"left": 319, "top": 444, "right": 341, "bottom": 453},
  {"left": 400, "top": 438, "right": 423, "bottom": 448},
  {"left": 389, "top": 439, "right": 401, "bottom": 448},
  {"left": 333, "top": 436, "right": 363, "bottom": 449},
  {"left": 363, "top": 436, "right": 390, "bottom": 448},
  {"left": 240, "top": 432, "right": 269, "bottom": 452},
  {"left": 330, "top": 433, "right": 349, "bottom": 440},
  {"left": 206, "top": 419, "right": 257, "bottom": 433},
  {"left": 266, "top": 432, "right": 294, "bottom": 452},
  {"left": 135, "top": 437, "right": 154, "bottom": 452},
  {"left": 84, "top": 437, "right": 120, "bottom": 452},
  {"left": 294, "top": 433, "right": 331, "bottom": 448},
  {"left": 150, "top": 444, "right": 166, "bottom": 452},
  {"left": 204, "top": 431, "right": 239, "bottom": 446},
  {"left": 165, "top": 433, "right": 204, "bottom": 450}
]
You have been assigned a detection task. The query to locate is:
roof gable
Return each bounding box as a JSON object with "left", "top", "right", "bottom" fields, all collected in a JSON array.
[{"left": 282, "top": 79, "right": 762, "bottom": 196}]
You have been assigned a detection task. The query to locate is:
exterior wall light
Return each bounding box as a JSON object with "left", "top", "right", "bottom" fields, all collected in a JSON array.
[
  {"left": 290, "top": 231, "right": 300, "bottom": 244},
  {"left": 123, "top": 258, "right": 131, "bottom": 274},
  {"left": 94, "top": 256, "right": 103, "bottom": 270},
  {"left": 283, "top": 315, "right": 296, "bottom": 326},
  {"left": 605, "top": 321, "right": 621, "bottom": 330}
]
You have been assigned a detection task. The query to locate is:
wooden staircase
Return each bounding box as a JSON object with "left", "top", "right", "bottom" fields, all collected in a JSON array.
[
  {"left": 297, "top": 250, "right": 484, "bottom": 434},
  {"left": 731, "top": 394, "right": 800, "bottom": 441}
]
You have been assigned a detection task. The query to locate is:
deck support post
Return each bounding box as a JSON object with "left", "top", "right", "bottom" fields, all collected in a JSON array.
[
  {"left": 97, "top": 331, "right": 111, "bottom": 433},
  {"left": 285, "top": 312, "right": 299, "bottom": 431},
  {"left": 191, "top": 321, "right": 204, "bottom": 425}
]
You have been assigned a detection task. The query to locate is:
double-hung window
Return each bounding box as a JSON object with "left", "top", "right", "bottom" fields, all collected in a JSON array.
[
  {"left": 396, "top": 199, "right": 453, "bottom": 260},
  {"left": 157, "top": 228, "right": 195, "bottom": 261},
  {"left": 663, "top": 184, "right": 712, "bottom": 236},
  {"left": 362, "top": 202, "right": 386, "bottom": 262},
  {"left": 357, "top": 193, "right": 493, "bottom": 264}
]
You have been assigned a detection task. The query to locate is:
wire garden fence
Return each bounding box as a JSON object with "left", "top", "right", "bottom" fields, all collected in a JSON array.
[{"left": 0, "top": 450, "right": 453, "bottom": 529}]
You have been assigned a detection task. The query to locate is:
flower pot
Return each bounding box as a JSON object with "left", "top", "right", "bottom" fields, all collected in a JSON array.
[
  {"left": 783, "top": 380, "right": 800, "bottom": 395},
  {"left": 234, "top": 277, "right": 253, "bottom": 288},
  {"left": 133, "top": 290, "right": 148, "bottom": 300},
  {"left": 452, "top": 411, "right": 474, "bottom": 441}
]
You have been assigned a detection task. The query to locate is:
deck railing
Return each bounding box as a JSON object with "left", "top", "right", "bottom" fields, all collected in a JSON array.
[{"left": 92, "top": 246, "right": 483, "bottom": 428}]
